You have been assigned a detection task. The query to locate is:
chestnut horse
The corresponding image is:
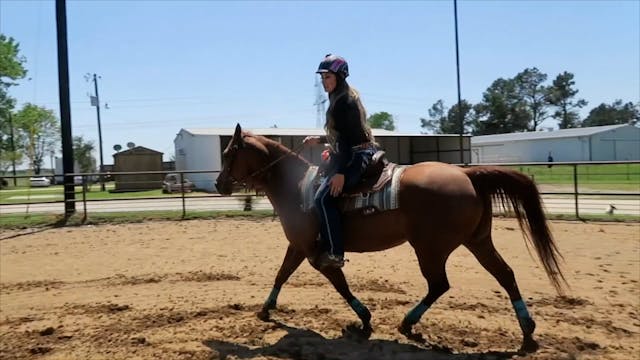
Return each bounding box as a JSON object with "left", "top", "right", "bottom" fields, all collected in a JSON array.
[{"left": 215, "top": 124, "right": 566, "bottom": 352}]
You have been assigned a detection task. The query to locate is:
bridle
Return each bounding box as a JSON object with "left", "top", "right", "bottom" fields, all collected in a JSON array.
[{"left": 222, "top": 136, "right": 307, "bottom": 187}]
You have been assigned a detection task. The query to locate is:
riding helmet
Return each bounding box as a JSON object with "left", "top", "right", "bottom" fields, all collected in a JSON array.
[{"left": 316, "top": 54, "right": 349, "bottom": 78}]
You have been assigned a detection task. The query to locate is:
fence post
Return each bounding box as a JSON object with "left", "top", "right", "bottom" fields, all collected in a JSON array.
[
  {"left": 180, "top": 172, "right": 186, "bottom": 218},
  {"left": 573, "top": 164, "right": 579, "bottom": 219},
  {"left": 243, "top": 194, "right": 253, "bottom": 211},
  {"left": 82, "top": 175, "right": 87, "bottom": 220}
]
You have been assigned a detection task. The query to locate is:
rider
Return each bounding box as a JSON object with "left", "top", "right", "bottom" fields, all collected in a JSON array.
[{"left": 303, "top": 54, "right": 377, "bottom": 269}]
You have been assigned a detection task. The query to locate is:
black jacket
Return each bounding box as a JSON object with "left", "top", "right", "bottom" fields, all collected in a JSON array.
[{"left": 320, "top": 94, "right": 371, "bottom": 174}]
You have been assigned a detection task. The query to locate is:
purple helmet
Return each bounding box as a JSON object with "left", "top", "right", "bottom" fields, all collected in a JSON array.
[{"left": 316, "top": 54, "right": 349, "bottom": 78}]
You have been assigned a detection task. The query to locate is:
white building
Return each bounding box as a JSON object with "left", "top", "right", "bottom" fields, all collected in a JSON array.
[
  {"left": 174, "top": 127, "right": 471, "bottom": 192},
  {"left": 54, "top": 157, "right": 80, "bottom": 184},
  {"left": 471, "top": 124, "right": 640, "bottom": 164}
]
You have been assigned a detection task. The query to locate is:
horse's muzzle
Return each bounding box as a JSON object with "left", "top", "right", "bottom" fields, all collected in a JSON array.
[{"left": 215, "top": 178, "right": 233, "bottom": 195}]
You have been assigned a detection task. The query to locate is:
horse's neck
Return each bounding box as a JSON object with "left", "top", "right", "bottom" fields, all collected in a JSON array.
[{"left": 263, "top": 143, "right": 309, "bottom": 210}]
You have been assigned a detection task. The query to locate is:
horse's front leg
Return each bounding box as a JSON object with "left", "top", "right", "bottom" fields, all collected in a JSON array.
[
  {"left": 315, "top": 266, "right": 372, "bottom": 337},
  {"left": 257, "top": 244, "right": 306, "bottom": 321}
]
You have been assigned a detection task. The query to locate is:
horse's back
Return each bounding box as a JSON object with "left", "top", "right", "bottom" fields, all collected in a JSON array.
[{"left": 400, "top": 162, "right": 476, "bottom": 195}]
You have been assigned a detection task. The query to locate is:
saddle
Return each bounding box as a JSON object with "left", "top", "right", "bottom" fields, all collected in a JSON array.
[
  {"left": 344, "top": 151, "right": 396, "bottom": 195},
  {"left": 301, "top": 153, "right": 405, "bottom": 214}
]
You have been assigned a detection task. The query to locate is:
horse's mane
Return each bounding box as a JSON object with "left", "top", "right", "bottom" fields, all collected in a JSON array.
[{"left": 243, "top": 132, "right": 312, "bottom": 165}]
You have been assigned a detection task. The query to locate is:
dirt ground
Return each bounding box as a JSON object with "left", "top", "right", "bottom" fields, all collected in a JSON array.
[{"left": 0, "top": 218, "right": 638, "bottom": 360}]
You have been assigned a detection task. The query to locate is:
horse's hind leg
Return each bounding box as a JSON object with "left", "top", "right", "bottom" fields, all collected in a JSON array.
[
  {"left": 257, "top": 245, "right": 306, "bottom": 321},
  {"left": 398, "top": 250, "right": 450, "bottom": 340},
  {"left": 465, "top": 237, "right": 538, "bottom": 353},
  {"left": 316, "top": 266, "right": 372, "bottom": 335}
]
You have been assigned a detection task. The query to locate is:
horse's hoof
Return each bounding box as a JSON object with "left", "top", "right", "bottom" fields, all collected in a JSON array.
[
  {"left": 256, "top": 309, "right": 270, "bottom": 322},
  {"left": 342, "top": 323, "right": 372, "bottom": 341},
  {"left": 397, "top": 321, "right": 412, "bottom": 336},
  {"left": 520, "top": 336, "right": 539, "bottom": 353},
  {"left": 398, "top": 322, "right": 426, "bottom": 343}
]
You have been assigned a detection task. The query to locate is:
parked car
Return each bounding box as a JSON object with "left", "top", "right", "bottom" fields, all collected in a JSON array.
[
  {"left": 29, "top": 177, "right": 51, "bottom": 187},
  {"left": 162, "top": 173, "right": 194, "bottom": 193}
]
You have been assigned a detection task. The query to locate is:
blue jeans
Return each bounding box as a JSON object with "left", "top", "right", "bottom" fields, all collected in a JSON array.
[{"left": 313, "top": 149, "right": 375, "bottom": 257}]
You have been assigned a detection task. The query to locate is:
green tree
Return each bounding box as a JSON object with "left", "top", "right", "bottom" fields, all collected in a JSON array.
[
  {"left": 547, "top": 71, "right": 587, "bottom": 129},
  {"left": 367, "top": 111, "right": 396, "bottom": 131},
  {"left": 0, "top": 34, "right": 27, "bottom": 86},
  {"left": 420, "top": 99, "right": 446, "bottom": 133},
  {"left": 13, "top": 103, "right": 60, "bottom": 174},
  {"left": 0, "top": 34, "right": 28, "bottom": 174},
  {"left": 514, "top": 67, "right": 549, "bottom": 131},
  {"left": 472, "top": 78, "right": 530, "bottom": 135},
  {"left": 73, "top": 136, "right": 96, "bottom": 173},
  {"left": 421, "top": 99, "right": 474, "bottom": 134},
  {"left": 0, "top": 111, "right": 24, "bottom": 174},
  {"left": 447, "top": 100, "right": 474, "bottom": 134},
  {"left": 582, "top": 100, "right": 639, "bottom": 127}
]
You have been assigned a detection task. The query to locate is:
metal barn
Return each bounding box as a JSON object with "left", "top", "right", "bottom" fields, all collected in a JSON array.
[
  {"left": 471, "top": 124, "right": 640, "bottom": 164},
  {"left": 174, "top": 127, "right": 471, "bottom": 192}
]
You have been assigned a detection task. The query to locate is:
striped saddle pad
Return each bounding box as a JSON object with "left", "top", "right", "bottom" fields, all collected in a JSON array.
[{"left": 300, "top": 165, "right": 406, "bottom": 214}]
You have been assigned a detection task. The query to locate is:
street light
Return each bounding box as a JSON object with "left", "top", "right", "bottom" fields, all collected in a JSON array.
[{"left": 454, "top": 0, "right": 464, "bottom": 164}]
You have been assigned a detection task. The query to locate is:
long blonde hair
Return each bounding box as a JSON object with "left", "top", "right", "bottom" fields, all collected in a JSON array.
[{"left": 324, "top": 83, "right": 374, "bottom": 149}]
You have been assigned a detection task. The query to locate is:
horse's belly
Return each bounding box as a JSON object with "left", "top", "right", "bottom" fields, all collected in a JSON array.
[{"left": 343, "top": 209, "right": 407, "bottom": 252}]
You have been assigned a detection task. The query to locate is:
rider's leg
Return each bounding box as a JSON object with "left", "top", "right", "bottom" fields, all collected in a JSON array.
[{"left": 313, "top": 176, "right": 344, "bottom": 266}]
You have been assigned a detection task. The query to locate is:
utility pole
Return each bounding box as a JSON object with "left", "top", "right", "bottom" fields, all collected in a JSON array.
[
  {"left": 90, "top": 73, "right": 106, "bottom": 191},
  {"left": 8, "top": 111, "right": 17, "bottom": 186},
  {"left": 56, "top": 0, "right": 75, "bottom": 216}
]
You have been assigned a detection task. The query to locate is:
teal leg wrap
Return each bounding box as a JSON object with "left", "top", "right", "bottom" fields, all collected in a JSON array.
[
  {"left": 512, "top": 299, "right": 535, "bottom": 335},
  {"left": 512, "top": 299, "right": 530, "bottom": 319},
  {"left": 349, "top": 298, "right": 371, "bottom": 323},
  {"left": 405, "top": 302, "right": 429, "bottom": 325},
  {"left": 264, "top": 287, "right": 280, "bottom": 309}
]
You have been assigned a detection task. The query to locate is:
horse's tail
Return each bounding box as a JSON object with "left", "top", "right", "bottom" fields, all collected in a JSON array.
[{"left": 464, "top": 165, "right": 567, "bottom": 294}]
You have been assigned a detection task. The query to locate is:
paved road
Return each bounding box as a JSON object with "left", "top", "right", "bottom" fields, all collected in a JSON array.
[{"left": 1, "top": 195, "right": 638, "bottom": 217}]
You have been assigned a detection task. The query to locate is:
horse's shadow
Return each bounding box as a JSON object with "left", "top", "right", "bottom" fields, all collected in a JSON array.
[{"left": 203, "top": 320, "right": 520, "bottom": 360}]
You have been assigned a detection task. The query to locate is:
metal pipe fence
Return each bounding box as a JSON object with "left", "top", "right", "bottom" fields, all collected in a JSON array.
[{"left": 1, "top": 161, "right": 638, "bottom": 220}]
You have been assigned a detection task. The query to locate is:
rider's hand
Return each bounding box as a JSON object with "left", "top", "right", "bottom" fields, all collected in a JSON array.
[
  {"left": 329, "top": 173, "right": 345, "bottom": 196},
  {"left": 303, "top": 136, "right": 320, "bottom": 146}
]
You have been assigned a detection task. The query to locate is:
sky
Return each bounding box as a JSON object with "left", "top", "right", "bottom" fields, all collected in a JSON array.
[{"left": 1, "top": 0, "right": 639, "bottom": 163}]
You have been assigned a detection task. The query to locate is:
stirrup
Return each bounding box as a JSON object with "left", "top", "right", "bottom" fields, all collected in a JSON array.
[{"left": 316, "top": 252, "right": 345, "bottom": 269}]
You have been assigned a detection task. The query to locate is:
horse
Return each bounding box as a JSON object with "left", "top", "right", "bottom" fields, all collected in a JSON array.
[{"left": 215, "top": 124, "right": 567, "bottom": 352}]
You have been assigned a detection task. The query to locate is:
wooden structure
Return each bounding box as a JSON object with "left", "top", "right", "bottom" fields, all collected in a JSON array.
[{"left": 113, "top": 146, "right": 163, "bottom": 191}]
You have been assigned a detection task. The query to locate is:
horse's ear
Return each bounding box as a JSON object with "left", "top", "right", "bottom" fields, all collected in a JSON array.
[
  {"left": 233, "top": 123, "right": 242, "bottom": 139},
  {"left": 233, "top": 123, "right": 245, "bottom": 148}
]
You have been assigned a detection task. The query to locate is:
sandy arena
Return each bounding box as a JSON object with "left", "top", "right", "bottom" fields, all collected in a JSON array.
[{"left": 0, "top": 218, "right": 638, "bottom": 360}]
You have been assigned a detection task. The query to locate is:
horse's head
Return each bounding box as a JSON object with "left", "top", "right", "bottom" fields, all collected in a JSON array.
[{"left": 215, "top": 124, "right": 270, "bottom": 195}]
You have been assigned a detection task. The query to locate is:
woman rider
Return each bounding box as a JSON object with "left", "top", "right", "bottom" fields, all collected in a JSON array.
[{"left": 303, "top": 54, "right": 377, "bottom": 269}]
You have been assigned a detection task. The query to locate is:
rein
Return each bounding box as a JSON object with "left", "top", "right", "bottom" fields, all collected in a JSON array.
[{"left": 234, "top": 141, "right": 307, "bottom": 185}]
